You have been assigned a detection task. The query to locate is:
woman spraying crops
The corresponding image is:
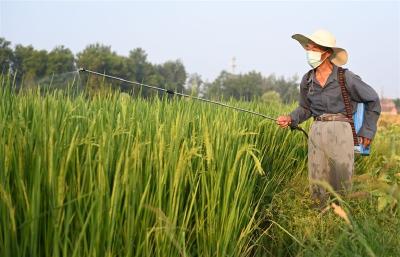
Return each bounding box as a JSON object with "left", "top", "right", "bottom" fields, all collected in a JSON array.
[{"left": 277, "top": 29, "right": 380, "bottom": 206}]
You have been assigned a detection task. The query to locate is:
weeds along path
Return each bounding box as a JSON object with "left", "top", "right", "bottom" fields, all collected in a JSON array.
[
  {"left": 257, "top": 120, "right": 400, "bottom": 257},
  {"left": 0, "top": 83, "right": 310, "bottom": 256}
]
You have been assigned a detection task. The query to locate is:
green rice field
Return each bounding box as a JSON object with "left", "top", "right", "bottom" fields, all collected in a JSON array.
[{"left": 1, "top": 75, "right": 399, "bottom": 257}]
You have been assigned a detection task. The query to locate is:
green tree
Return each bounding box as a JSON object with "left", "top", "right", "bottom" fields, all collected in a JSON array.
[
  {"left": 204, "top": 70, "right": 300, "bottom": 102},
  {"left": 76, "top": 43, "right": 126, "bottom": 75},
  {"left": 393, "top": 99, "right": 400, "bottom": 112},
  {"left": 237, "top": 71, "right": 265, "bottom": 100},
  {"left": 46, "top": 46, "right": 75, "bottom": 75},
  {"left": 124, "top": 48, "right": 156, "bottom": 96},
  {"left": 204, "top": 70, "right": 230, "bottom": 99},
  {"left": 13, "top": 45, "right": 48, "bottom": 86},
  {"left": 264, "top": 74, "right": 299, "bottom": 104},
  {"left": 261, "top": 90, "right": 282, "bottom": 104},
  {"left": 30, "top": 46, "right": 77, "bottom": 89},
  {"left": 156, "top": 60, "right": 187, "bottom": 93},
  {"left": 186, "top": 73, "right": 203, "bottom": 97},
  {"left": 0, "top": 37, "right": 14, "bottom": 74},
  {"left": 76, "top": 43, "right": 126, "bottom": 90},
  {"left": 126, "top": 48, "right": 153, "bottom": 82},
  {"left": 204, "top": 70, "right": 264, "bottom": 100}
]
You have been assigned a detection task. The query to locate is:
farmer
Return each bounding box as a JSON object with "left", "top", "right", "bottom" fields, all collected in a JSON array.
[{"left": 277, "top": 29, "right": 380, "bottom": 205}]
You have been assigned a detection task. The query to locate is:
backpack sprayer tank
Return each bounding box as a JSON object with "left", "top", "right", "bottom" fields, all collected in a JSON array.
[{"left": 354, "top": 103, "right": 370, "bottom": 156}]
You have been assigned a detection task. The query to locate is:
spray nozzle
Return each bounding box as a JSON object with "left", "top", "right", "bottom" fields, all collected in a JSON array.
[{"left": 78, "top": 67, "right": 86, "bottom": 73}]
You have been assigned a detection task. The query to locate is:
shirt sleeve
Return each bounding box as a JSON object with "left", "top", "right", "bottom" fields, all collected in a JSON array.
[
  {"left": 345, "top": 70, "right": 381, "bottom": 140},
  {"left": 289, "top": 73, "right": 312, "bottom": 127}
]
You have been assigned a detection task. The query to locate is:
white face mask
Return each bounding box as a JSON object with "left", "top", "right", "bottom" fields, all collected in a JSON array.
[{"left": 306, "top": 50, "right": 327, "bottom": 68}]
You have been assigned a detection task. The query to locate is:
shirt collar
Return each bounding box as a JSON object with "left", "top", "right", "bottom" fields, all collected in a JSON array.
[
  {"left": 326, "top": 64, "right": 339, "bottom": 85},
  {"left": 307, "top": 64, "right": 339, "bottom": 86}
]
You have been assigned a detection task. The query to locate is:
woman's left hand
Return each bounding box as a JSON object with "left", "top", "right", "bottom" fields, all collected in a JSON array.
[{"left": 359, "top": 136, "right": 372, "bottom": 148}]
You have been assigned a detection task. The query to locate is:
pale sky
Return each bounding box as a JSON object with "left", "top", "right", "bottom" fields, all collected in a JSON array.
[{"left": 1, "top": 0, "right": 399, "bottom": 97}]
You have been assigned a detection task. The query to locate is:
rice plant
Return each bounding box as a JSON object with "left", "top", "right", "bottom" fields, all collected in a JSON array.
[{"left": 0, "top": 74, "right": 307, "bottom": 257}]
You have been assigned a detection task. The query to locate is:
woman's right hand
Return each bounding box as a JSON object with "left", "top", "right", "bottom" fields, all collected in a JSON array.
[{"left": 276, "top": 115, "right": 292, "bottom": 128}]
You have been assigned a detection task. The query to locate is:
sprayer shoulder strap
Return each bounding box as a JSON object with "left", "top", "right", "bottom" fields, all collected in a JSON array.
[
  {"left": 305, "top": 69, "right": 313, "bottom": 91},
  {"left": 338, "top": 67, "right": 358, "bottom": 146}
]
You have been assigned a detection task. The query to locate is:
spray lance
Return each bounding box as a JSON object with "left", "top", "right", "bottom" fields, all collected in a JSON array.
[{"left": 78, "top": 68, "right": 308, "bottom": 138}]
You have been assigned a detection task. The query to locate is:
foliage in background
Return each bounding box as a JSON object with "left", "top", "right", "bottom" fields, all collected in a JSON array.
[
  {"left": 261, "top": 90, "right": 282, "bottom": 105},
  {"left": 393, "top": 98, "right": 400, "bottom": 112},
  {"left": 0, "top": 38, "right": 14, "bottom": 74},
  {"left": 0, "top": 37, "right": 299, "bottom": 101},
  {"left": 203, "top": 71, "right": 299, "bottom": 103}
]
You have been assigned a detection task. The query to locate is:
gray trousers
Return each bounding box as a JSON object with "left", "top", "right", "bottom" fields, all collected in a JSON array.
[{"left": 308, "top": 120, "right": 354, "bottom": 201}]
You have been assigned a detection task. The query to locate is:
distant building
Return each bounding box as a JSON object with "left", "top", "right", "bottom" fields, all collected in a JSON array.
[{"left": 380, "top": 98, "right": 398, "bottom": 115}]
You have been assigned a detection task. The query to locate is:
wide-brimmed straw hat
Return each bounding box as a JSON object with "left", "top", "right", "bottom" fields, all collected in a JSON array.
[{"left": 292, "top": 29, "right": 348, "bottom": 66}]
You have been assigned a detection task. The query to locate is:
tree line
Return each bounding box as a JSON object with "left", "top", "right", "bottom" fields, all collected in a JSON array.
[{"left": 0, "top": 37, "right": 300, "bottom": 103}]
